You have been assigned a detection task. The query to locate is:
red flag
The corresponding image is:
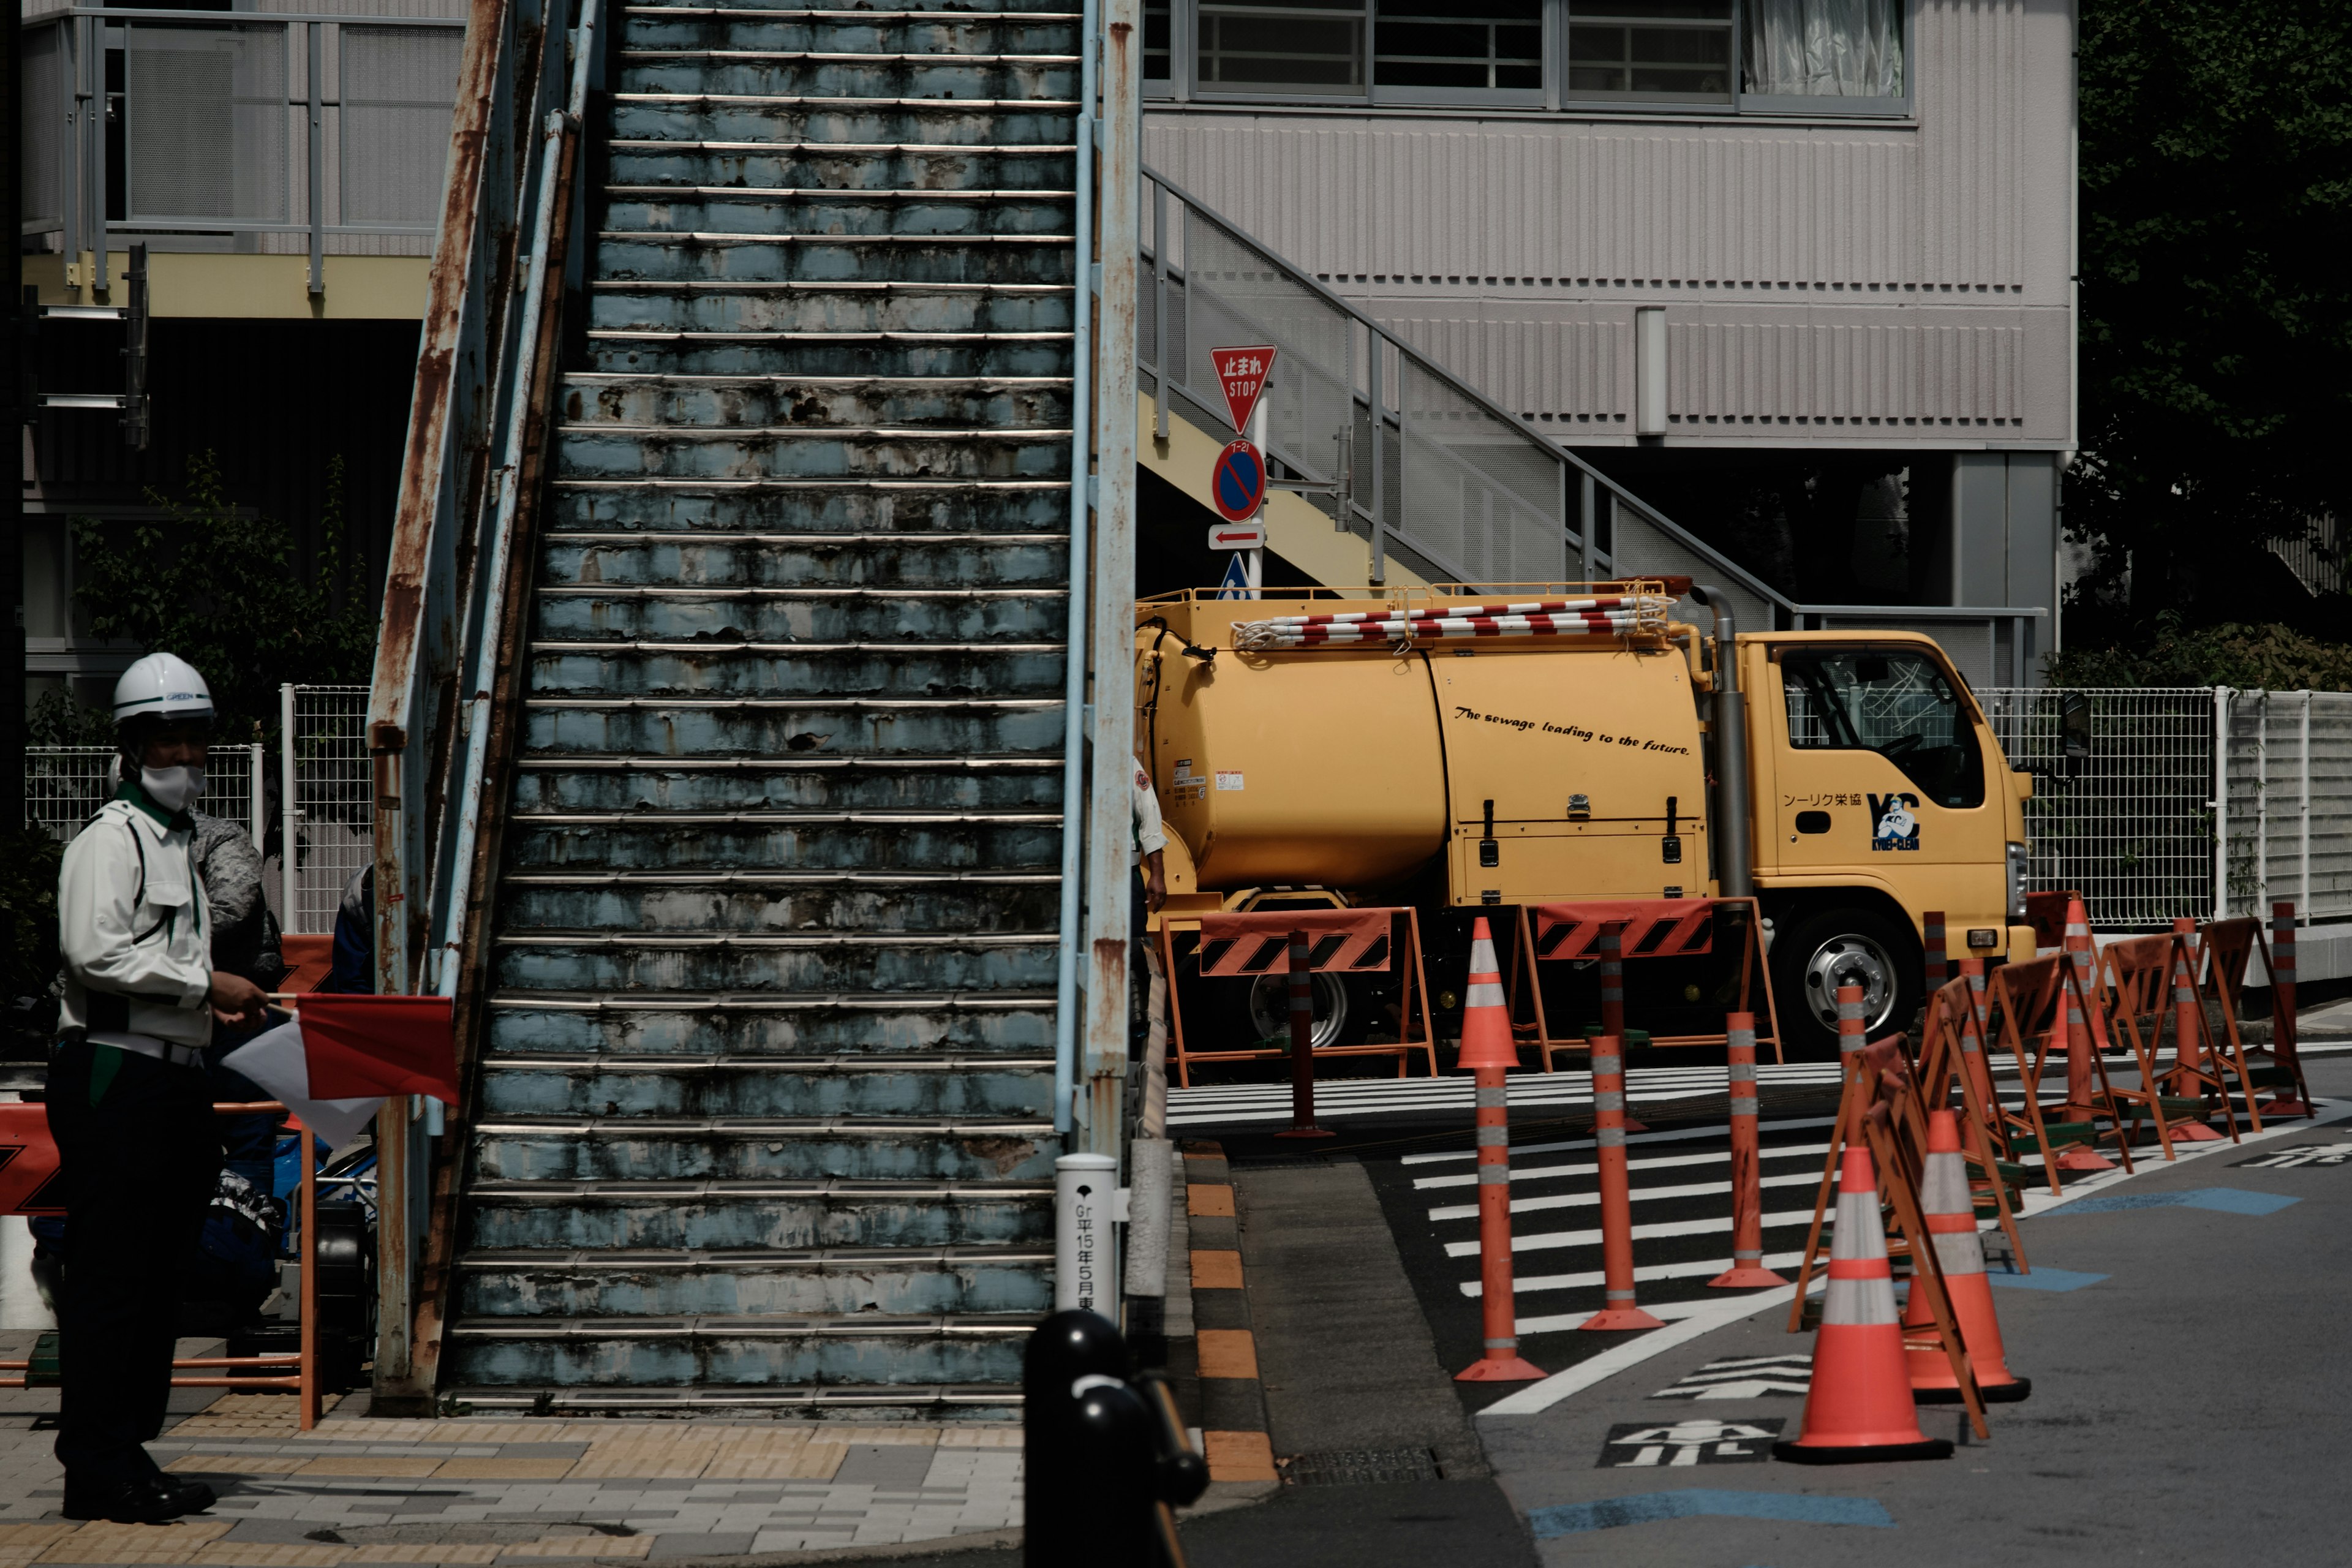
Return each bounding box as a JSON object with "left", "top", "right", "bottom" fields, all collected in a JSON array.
[
  {"left": 296, "top": 993, "right": 459, "bottom": 1102},
  {"left": 0, "top": 1103, "right": 66, "bottom": 1216}
]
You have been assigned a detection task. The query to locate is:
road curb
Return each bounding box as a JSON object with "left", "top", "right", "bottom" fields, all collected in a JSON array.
[{"left": 1172, "top": 1140, "right": 1279, "bottom": 1484}]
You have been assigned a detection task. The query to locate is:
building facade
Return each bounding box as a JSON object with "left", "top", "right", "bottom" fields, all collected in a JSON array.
[
  {"left": 1140, "top": 0, "right": 2071, "bottom": 683},
  {"left": 18, "top": 0, "right": 461, "bottom": 711}
]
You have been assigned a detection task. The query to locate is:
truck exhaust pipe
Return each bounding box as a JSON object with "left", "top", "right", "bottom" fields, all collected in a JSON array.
[{"left": 1687, "top": 586, "right": 1752, "bottom": 898}]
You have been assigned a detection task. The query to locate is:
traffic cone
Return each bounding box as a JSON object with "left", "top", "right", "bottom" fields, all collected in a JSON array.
[
  {"left": 1455, "top": 918, "right": 1546, "bottom": 1382},
  {"left": 1773, "top": 1145, "right": 1955, "bottom": 1464},
  {"left": 2162, "top": 919, "right": 2223, "bottom": 1141},
  {"left": 1578, "top": 1034, "right": 1664, "bottom": 1332},
  {"left": 2052, "top": 895, "right": 2117, "bottom": 1172},
  {"left": 1901, "top": 1110, "right": 2030, "bottom": 1404}
]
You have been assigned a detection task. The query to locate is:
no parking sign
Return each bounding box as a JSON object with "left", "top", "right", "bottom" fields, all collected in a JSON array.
[{"left": 1210, "top": 438, "right": 1267, "bottom": 524}]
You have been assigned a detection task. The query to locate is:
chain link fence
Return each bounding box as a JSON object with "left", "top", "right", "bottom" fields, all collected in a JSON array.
[
  {"left": 26, "top": 744, "right": 267, "bottom": 850},
  {"left": 21, "top": 688, "right": 368, "bottom": 936},
  {"left": 282, "top": 685, "right": 374, "bottom": 936},
  {"left": 1978, "top": 688, "right": 2215, "bottom": 930}
]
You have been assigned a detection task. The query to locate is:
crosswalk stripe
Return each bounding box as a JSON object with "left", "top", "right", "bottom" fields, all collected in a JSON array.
[
  {"left": 1467, "top": 1248, "right": 1812, "bottom": 1303},
  {"left": 1428, "top": 1166, "right": 1821, "bottom": 1224},
  {"left": 1443, "top": 1203, "right": 1826, "bottom": 1260},
  {"left": 1402, "top": 1114, "right": 1840, "bottom": 1167},
  {"left": 1414, "top": 1139, "right": 1831, "bottom": 1194}
]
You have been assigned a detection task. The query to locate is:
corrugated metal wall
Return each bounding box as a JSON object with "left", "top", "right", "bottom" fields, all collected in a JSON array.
[{"left": 1143, "top": 0, "right": 2067, "bottom": 442}]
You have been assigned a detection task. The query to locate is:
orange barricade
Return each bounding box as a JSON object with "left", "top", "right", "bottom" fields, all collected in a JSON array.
[
  {"left": 1510, "top": 897, "right": 1781, "bottom": 1070},
  {"left": 2199, "top": 911, "right": 2309, "bottom": 1121},
  {"left": 1782, "top": 1033, "right": 1989, "bottom": 1444},
  {"left": 1998, "top": 952, "right": 2136, "bottom": 1183},
  {"left": 1909, "top": 973, "right": 2028, "bottom": 1270},
  {"left": 0, "top": 1101, "right": 325, "bottom": 1431},
  {"left": 2098, "top": 933, "right": 2236, "bottom": 1158},
  {"left": 1161, "top": 907, "right": 1438, "bottom": 1085}
]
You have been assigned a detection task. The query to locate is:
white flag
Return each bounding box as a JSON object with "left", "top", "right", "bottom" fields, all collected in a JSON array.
[{"left": 221, "top": 1016, "right": 386, "bottom": 1153}]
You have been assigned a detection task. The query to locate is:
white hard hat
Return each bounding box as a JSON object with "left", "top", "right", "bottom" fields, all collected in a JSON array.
[{"left": 113, "top": 652, "right": 216, "bottom": 725}]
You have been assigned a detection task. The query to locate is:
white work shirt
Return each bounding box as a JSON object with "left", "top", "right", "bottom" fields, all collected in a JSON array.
[
  {"left": 1132, "top": 764, "right": 1167, "bottom": 868},
  {"left": 58, "top": 790, "right": 216, "bottom": 1051}
]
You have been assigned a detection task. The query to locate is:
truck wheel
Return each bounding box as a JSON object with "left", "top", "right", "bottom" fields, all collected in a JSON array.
[
  {"left": 1771, "top": 907, "right": 1918, "bottom": 1060},
  {"left": 1242, "top": 970, "right": 1357, "bottom": 1051}
]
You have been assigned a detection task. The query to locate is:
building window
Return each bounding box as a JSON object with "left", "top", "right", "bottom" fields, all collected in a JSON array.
[
  {"left": 1742, "top": 0, "right": 1902, "bottom": 97},
  {"left": 1146, "top": 0, "right": 1173, "bottom": 81},
  {"left": 1153, "top": 0, "right": 1909, "bottom": 110},
  {"left": 1375, "top": 0, "right": 1544, "bottom": 92},
  {"left": 1197, "top": 0, "right": 1367, "bottom": 95},
  {"left": 1566, "top": 2, "right": 1733, "bottom": 101}
]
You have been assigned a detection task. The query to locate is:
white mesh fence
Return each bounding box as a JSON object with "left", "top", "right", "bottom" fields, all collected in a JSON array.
[
  {"left": 2219, "top": 689, "right": 2352, "bottom": 925},
  {"left": 284, "top": 685, "right": 374, "bottom": 936},
  {"left": 1978, "top": 688, "right": 2215, "bottom": 930},
  {"left": 26, "top": 744, "right": 265, "bottom": 848}
]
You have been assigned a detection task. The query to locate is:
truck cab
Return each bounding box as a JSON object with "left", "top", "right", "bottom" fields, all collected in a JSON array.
[{"left": 1740, "top": 632, "right": 2034, "bottom": 1049}]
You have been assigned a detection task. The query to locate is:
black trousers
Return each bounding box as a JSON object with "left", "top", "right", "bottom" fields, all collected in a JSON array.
[{"left": 44, "top": 1039, "right": 224, "bottom": 1484}]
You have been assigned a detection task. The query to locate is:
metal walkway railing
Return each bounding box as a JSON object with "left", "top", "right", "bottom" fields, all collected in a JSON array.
[
  {"left": 364, "top": 0, "right": 607, "bottom": 1411},
  {"left": 1137, "top": 164, "right": 2046, "bottom": 687}
]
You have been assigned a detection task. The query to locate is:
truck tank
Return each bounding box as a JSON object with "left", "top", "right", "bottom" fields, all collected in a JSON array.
[{"left": 1137, "top": 591, "right": 1713, "bottom": 904}]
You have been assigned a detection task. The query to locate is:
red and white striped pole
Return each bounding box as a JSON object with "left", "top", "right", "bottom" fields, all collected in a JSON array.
[
  {"left": 1275, "top": 929, "right": 1333, "bottom": 1140},
  {"left": 1709, "top": 1011, "right": 1787, "bottom": 1289},
  {"left": 1455, "top": 917, "right": 1544, "bottom": 1380},
  {"left": 1955, "top": 958, "right": 1999, "bottom": 1134},
  {"left": 1580, "top": 1034, "right": 1664, "bottom": 1330},
  {"left": 2269, "top": 902, "right": 2312, "bottom": 1117},
  {"left": 1595, "top": 921, "right": 1646, "bottom": 1131},
  {"left": 1923, "top": 910, "right": 1948, "bottom": 994}
]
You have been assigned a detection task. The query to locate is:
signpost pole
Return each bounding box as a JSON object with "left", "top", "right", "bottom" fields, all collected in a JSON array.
[{"left": 1246, "top": 397, "right": 1267, "bottom": 598}]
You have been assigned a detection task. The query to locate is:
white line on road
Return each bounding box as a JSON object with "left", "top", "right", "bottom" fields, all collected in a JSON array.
[
  {"left": 1413, "top": 1138, "right": 1831, "bottom": 1193},
  {"left": 1428, "top": 1166, "right": 1823, "bottom": 1223},
  {"left": 1446, "top": 1203, "right": 1826, "bottom": 1262}
]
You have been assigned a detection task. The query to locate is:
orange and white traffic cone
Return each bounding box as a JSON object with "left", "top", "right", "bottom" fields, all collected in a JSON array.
[
  {"left": 1774, "top": 1145, "right": 1956, "bottom": 1464},
  {"left": 2053, "top": 895, "right": 2117, "bottom": 1172},
  {"left": 1455, "top": 918, "right": 1546, "bottom": 1382},
  {"left": 1902, "top": 1109, "right": 2030, "bottom": 1404},
  {"left": 2163, "top": 919, "right": 2223, "bottom": 1141}
]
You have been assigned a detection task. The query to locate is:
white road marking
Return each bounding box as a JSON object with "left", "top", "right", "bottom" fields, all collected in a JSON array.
[{"left": 1428, "top": 1166, "right": 1823, "bottom": 1224}]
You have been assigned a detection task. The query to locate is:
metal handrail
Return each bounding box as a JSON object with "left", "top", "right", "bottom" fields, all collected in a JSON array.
[
  {"left": 1139, "top": 162, "right": 1793, "bottom": 612},
  {"left": 363, "top": 0, "right": 604, "bottom": 1411}
]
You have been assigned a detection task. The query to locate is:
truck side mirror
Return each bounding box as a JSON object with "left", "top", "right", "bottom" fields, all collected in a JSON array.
[{"left": 2059, "top": 692, "right": 2092, "bottom": 778}]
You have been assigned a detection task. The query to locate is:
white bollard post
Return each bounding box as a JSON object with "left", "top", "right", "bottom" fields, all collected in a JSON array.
[{"left": 1055, "top": 1153, "right": 1120, "bottom": 1315}]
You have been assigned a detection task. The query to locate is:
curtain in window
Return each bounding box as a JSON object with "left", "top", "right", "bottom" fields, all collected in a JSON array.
[{"left": 1743, "top": 0, "right": 1901, "bottom": 97}]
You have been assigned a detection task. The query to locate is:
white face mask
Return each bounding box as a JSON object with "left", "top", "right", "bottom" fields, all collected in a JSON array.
[{"left": 141, "top": 764, "right": 205, "bottom": 813}]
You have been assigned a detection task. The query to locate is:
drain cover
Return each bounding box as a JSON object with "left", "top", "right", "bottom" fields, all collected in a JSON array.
[{"left": 1283, "top": 1447, "right": 1441, "bottom": 1487}]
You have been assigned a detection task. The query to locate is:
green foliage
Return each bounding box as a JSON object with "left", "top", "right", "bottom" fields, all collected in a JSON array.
[
  {"left": 1, "top": 830, "right": 66, "bottom": 1058},
  {"left": 2045, "top": 619, "right": 2352, "bottom": 691},
  {"left": 58, "top": 451, "right": 377, "bottom": 744},
  {"left": 2072, "top": 0, "right": 2352, "bottom": 627}
]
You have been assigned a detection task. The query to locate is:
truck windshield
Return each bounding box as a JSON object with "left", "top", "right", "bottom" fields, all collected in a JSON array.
[{"left": 1781, "top": 649, "right": 1985, "bottom": 809}]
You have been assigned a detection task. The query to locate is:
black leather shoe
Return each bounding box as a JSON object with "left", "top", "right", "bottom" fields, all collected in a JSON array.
[
  {"left": 61, "top": 1474, "right": 211, "bottom": 1523},
  {"left": 157, "top": 1476, "right": 217, "bottom": 1514}
]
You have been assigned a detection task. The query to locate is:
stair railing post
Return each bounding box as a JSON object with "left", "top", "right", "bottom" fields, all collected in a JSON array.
[
  {"left": 1053, "top": 0, "right": 1101, "bottom": 1140},
  {"left": 1080, "top": 0, "right": 1142, "bottom": 1199}
]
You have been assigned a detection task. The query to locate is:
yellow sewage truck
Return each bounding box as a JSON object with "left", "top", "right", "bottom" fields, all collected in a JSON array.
[{"left": 1136, "top": 580, "right": 2037, "bottom": 1060}]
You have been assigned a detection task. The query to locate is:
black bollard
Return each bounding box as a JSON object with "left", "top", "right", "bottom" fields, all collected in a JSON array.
[{"left": 1024, "top": 1310, "right": 1134, "bottom": 1565}]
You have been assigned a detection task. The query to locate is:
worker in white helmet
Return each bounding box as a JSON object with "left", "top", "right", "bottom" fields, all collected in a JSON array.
[{"left": 48, "top": 652, "right": 268, "bottom": 1523}]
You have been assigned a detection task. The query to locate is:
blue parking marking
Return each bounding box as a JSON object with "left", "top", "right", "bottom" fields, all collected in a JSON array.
[
  {"left": 1527, "top": 1488, "right": 1895, "bottom": 1537},
  {"left": 2049, "top": 1187, "right": 2300, "bottom": 1217},
  {"left": 1986, "top": 1265, "right": 2108, "bottom": 1292}
]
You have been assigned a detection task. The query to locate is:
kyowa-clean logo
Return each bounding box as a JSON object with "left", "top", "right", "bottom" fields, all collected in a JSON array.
[{"left": 1868, "top": 791, "right": 1920, "bottom": 851}]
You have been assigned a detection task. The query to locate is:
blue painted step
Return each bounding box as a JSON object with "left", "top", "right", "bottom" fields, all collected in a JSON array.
[{"left": 448, "top": 0, "right": 1076, "bottom": 1413}]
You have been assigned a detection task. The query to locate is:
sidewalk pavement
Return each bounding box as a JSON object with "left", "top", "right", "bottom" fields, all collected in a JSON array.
[{"left": 0, "top": 1378, "right": 1022, "bottom": 1564}]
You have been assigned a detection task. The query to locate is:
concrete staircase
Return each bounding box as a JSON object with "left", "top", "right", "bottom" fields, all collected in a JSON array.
[{"left": 439, "top": 0, "right": 1078, "bottom": 1412}]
